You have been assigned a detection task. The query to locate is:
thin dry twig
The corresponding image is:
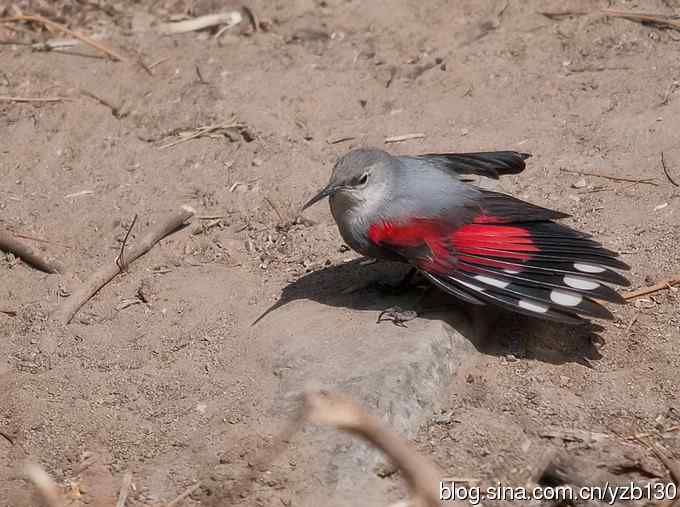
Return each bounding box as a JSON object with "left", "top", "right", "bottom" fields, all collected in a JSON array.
[
  {"left": 31, "top": 37, "right": 80, "bottom": 51},
  {"left": 602, "top": 9, "right": 680, "bottom": 31},
  {"left": 242, "top": 5, "right": 259, "bottom": 33},
  {"left": 637, "top": 437, "right": 680, "bottom": 486},
  {"left": 541, "top": 9, "right": 680, "bottom": 31},
  {"left": 24, "top": 464, "right": 63, "bottom": 507},
  {"left": 115, "top": 214, "right": 138, "bottom": 271},
  {"left": 624, "top": 425, "right": 680, "bottom": 441},
  {"left": 135, "top": 58, "right": 154, "bottom": 76},
  {"left": 0, "top": 95, "right": 69, "bottom": 103},
  {"left": 52, "top": 206, "right": 195, "bottom": 325},
  {"left": 304, "top": 391, "right": 446, "bottom": 507},
  {"left": 195, "top": 65, "right": 207, "bottom": 84},
  {"left": 81, "top": 89, "right": 126, "bottom": 118},
  {"left": 497, "top": 0, "right": 510, "bottom": 19},
  {"left": 43, "top": 48, "right": 108, "bottom": 60},
  {"left": 1, "top": 36, "right": 107, "bottom": 59},
  {"left": 2, "top": 20, "right": 37, "bottom": 34},
  {"left": 214, "top": 22, "right": 237, "bottom": 40},
  {"left": 0, "top": 308, "right": 17, "bottom": 317},
  {"left": 157, "top": 122, "right": 244, "bottom": 149},
  {"left": 165, "top": 482, "right": 201, "bottom": 507},
  {"left": 385, "top": 133, "right": 426, "bottom": 144},
  {"left": 660, "top": 152, "right": 679, "bottom": 187},
  {"left": 539, "top": 11, "right": 588, "bottom": 20},
  {"left": 149, "top": 56, "right": 170, "bottom": 69},
  {"left": 72, "top": 452, "right": 98, "bottom": 476},
  {"left": 0, "top": 429, "right": 14, "bottom": 443},
  {"left": 11, "top": 233, "right": 49, "bottom": 243},
  {"left": 115, "top": 472, "right": 133, "bottom": 507},
  {"left": 156, "top": 12, "right": 242, "bottom": 35},
  {"left": 0, "top": 227, "right": 64, "bottom": 273},
  {"left": 328, "top": 136, "right": 356, "bottom": 145},
  {"left": 197, "top": 215, "right": 227, "bottom": 220},
  {"left": 386, "top": 66, "right": 398, "bottom": 88},
  {"left": 539, "top": 427, "right": 609, "bottom": 444},
  {"left": 191, "top": 218, "right": 222, "bottom": 236},
  {"left": 65, "top": 190, "right": 95, "bottom": 199},
  {"left": 660, "top": 81, "right": 679, "bottom": 106},
  {"left": 566, "top": 64, "right": 630, "bottom": 73},
  {"left": 11, "top": 231, "right": 71, "bottom": 249},
  {"left": 559, "top": 168, "right": 658, "bottom": 185},
  {"left": 623, "top": 275, "right": 680, "bottom": 300},
  {"left": 624, "top": 310, "right": 640, "bottom": 333},
  {"left": 264, "top": 196, "right": 284, "bottom": 223},
  {"left": 0, "top": 14, "right": 128, "bottom": 62},
  {"left": 0, "top": 39, "right": 33, "bottom": 47}
]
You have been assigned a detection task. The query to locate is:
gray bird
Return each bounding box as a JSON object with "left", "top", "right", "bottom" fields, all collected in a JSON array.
[{"left": 303, "top": 148, "right": 630, "bottom": 324}]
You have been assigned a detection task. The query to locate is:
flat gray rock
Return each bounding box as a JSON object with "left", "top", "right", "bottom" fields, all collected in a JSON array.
[{"left": 258, "top": 299, "right": 477, "bottom": 507}]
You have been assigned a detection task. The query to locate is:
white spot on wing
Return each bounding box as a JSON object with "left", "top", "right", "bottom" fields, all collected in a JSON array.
[
  {"left": 550, "top": 289, "right": 582, "bottom": 307},
  {"left": 563, "top": 276, "right": 599, "bottom": 290},
  {"left": 474, "top": 275, "right": 510, "bottom": 288},
  {"left": 452, "top": 278, "right": 485, "bottom": 292},
  {"left": 574, "top": 262, "right": 606, "bottom": 274},
  {"left": 518, "top": 299, "right": 549, "bottom": 313},
  {"left": 503, "top": 269, "right": 520, "bottom": 274}
]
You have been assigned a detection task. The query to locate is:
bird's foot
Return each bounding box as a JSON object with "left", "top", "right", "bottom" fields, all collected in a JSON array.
[{"left": 376, "top": 306, "right": 418, "bottom": 327}]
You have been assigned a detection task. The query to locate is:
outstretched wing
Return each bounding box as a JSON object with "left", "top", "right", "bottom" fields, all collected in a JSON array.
[
  {"left": 406, "top": 151, "right": 531, "bottom": 180},
  {"left": 368, "top": 190, "right": 629, "bottom": 324}
]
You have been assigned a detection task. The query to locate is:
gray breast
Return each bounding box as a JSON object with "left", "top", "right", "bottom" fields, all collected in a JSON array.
[{"left": 329, "top": 194, "right": 390, "bottom": 259}]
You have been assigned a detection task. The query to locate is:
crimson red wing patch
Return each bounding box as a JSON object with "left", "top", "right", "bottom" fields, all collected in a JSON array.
[{"left": 366, "top": 215, "right": 629, "bottom": 324}]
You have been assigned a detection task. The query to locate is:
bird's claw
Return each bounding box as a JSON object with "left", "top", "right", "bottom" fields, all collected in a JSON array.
[{"left": 376, "top": 306, "right": 418, "bottom": 327}]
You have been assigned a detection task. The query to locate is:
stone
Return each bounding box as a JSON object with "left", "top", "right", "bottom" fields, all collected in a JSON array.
[
  {"left": 572, "top": 178, "right": 587, "bottom": 189},
  {"left": 259, "top": 296, "right": 477, "bottom": 507}
]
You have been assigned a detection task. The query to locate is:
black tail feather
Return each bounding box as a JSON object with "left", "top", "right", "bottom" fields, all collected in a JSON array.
[{"left": 426, "top": 270, "right": 586, "bottom": 325}]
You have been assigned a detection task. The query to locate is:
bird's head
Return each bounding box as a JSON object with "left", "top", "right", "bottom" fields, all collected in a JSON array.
[{"left": 302, "top": 148, "right": 393, "bottom": 213}]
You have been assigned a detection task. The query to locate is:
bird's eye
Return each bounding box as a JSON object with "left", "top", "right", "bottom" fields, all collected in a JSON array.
[{"left": 358, "top": 173, "right": 369, "bottom": 185}]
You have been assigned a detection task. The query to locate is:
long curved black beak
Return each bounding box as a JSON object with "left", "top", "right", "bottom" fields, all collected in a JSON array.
[{"left": 302, "top": 184, "right": 335, "bottom": 210}]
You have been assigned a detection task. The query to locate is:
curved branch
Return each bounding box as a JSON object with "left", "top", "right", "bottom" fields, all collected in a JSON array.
[
  {"left": 0, "top": 228, "right": 64, "bottom": 274},
  {"left": 52, "top": 206, "right": 195, "bottom": 325}
]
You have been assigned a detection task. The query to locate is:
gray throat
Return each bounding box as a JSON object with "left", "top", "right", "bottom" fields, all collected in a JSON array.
[{"left": 329, "top": 193, "right": 384, "bottom": 259}]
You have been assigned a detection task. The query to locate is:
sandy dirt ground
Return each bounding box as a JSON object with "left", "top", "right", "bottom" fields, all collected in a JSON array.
[{"left": 1, "top": 0, "right": 679, "bottom": 506}]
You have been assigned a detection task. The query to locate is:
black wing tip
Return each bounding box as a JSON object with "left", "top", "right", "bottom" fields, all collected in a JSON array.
[
  {"left": 480, "top": 151, "right": 530, "bottom": 174},
  {"left": 608, "top": 290, "right": 627, "bottom": 304},
  {"left": 617, "top": 275, "right": 632, "bottom": 287},
  {"left": 552, "top": 211, "right": 571, "bottom": 220},
  {"left": 418, "top": 151, "right": 531, "bottom": 178},
  {"left": 614, "top": 259, "right": 631, "bottom": 271}
]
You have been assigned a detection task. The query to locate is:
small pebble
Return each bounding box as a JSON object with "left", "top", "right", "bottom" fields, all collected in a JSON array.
[
  {"left": 572, "top": 178, "right": 587, "bottom": 189},
  {"left": 374, "top": 461, "right": 398, "bottom": 478},
  {"left": 432, "top": 413, "right": 452, "bottom": 425}
]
